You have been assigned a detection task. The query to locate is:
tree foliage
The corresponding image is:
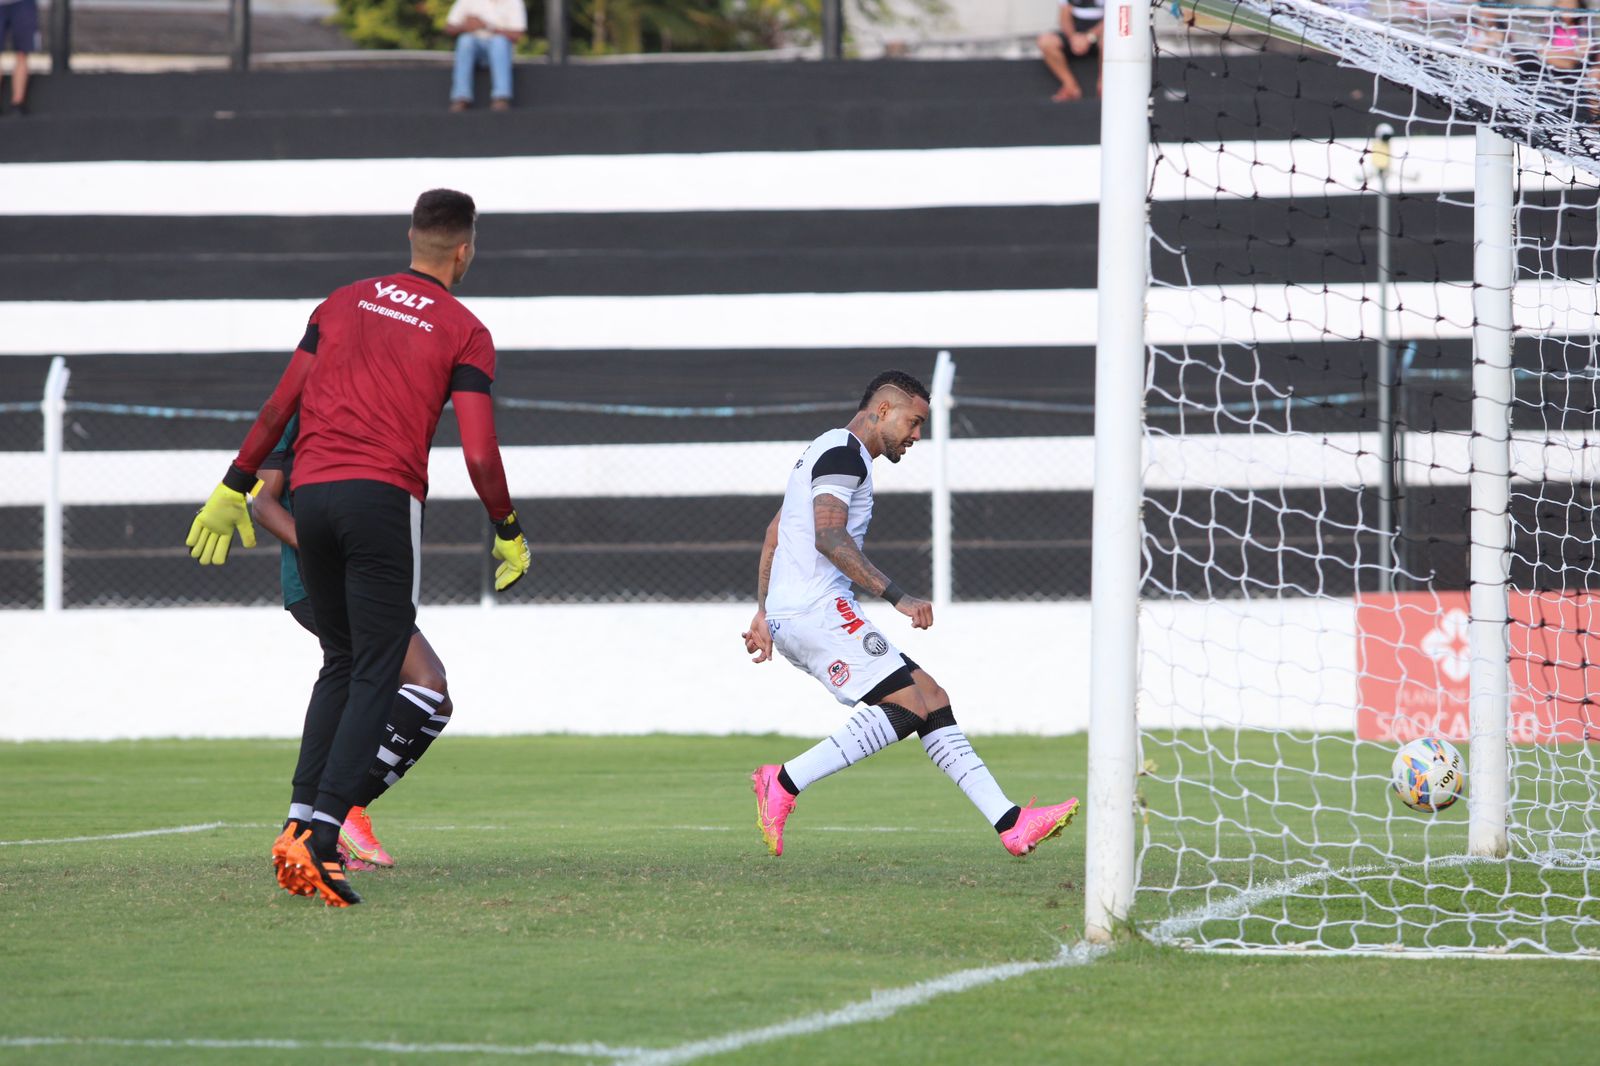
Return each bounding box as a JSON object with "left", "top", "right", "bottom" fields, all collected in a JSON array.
[{"left": 332, "top": 0, "right": 946, "bottom": 55}]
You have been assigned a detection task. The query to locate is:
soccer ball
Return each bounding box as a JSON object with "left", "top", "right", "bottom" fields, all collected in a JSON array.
[{"left": 1391, "top": 737, "right": 1465, "bottom": 813}]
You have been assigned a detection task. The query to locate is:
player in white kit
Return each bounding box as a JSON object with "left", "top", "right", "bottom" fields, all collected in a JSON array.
[{"left": 742, "top": 370, "right": 1079, "bottom": 857}]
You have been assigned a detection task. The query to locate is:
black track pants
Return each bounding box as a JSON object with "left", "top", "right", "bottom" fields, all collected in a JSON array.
[{"left": 288, "top": 479, "right": 421, "bottom": 823}]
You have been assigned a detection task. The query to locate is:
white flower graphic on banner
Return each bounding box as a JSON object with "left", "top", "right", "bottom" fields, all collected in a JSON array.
[{"left": 1420, "top": 608, "right": 1472, "bottom": 683}]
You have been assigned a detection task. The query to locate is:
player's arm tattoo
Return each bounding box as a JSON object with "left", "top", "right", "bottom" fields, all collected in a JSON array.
[
  {"left": 813, "top": 495, "right": 892, "bottom": 597},
  {"left": 756, "top": 511, "right": 780, "bottom": 608}
]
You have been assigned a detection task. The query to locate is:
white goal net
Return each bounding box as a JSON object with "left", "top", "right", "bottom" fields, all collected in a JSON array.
[{"left": 1119, "top": 0, "right": 1600, "bottom": 954}]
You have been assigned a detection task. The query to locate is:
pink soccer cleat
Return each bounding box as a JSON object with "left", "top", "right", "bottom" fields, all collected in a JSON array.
[
  {"left": 336, "top": 844, "right": 381, "bottom": 873},
  {"left": 338, "top": 806, "right": 394, "bottom": 868},
  {"left": 751, "top": 764, "right": 797, "bottom": 856},
  {"left": 1000, "top": 797, "right": 1080, "bottom": 857}
]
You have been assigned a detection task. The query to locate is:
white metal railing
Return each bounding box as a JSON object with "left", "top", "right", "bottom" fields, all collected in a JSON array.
[{"left": 41, "top": 356, "right": 71, "bottom": 615}]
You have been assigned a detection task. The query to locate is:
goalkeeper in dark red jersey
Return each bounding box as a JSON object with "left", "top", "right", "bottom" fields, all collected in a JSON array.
[
  {"left": 253, "top": 414, "right": 451, "bottom": 873},
  {"left": 184, "top": 188, "right": 531, "bottom": 907}
]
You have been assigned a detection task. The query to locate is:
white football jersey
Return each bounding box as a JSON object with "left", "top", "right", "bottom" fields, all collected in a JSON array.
[{"left": 764, "top": 428, "right": 875, "bottom": 619}]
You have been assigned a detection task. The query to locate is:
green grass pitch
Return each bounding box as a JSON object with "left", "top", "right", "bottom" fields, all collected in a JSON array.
[{"left": 2, "top": 735, "right": 1596, "bottom": 1065}]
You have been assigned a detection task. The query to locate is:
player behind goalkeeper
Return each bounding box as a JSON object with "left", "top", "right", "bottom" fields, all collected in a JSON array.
[
  {"left": 742, "top": 369, "right": 1079, "bottom": 857},
  {"left": 184, "top": 188, "right": 531, "bottom": 907},
  {"left": 253, "top": 413, "right": 452, "bottom": 872}
]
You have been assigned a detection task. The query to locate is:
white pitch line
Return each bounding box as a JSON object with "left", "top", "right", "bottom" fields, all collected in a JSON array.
[
  {"left": 0, "top": 820, "right": 539, "bottom": 845},
  {"left": 614, "top": 941, "right": 1108, "bottom": 1066},
  {"left": 1148, "top": 864, "right": 1383, "bottom": 942},
  {"left": 809, "top": 825, "right": 966, "bottom": 834},
  {"left": 0, "top": 821, "right": 973, "bottom": 847},
  {"left": 658, "top": 825, "right": 966, "bottom": 834},
  {"left": 0, "top": 1036, "right": 644, "bottom": 1058},
  {"left": 1149, "top": 857, "right": 1527, "bottom": 941},
  {"left": 0, "top": 944, "right": 1109, "bottom": 1062},
  {"left": 1143, "top": 858, "right": 1600, "bottom": 958},
  {"left": 0, "top": 821, "right": 238, "bottom": 847}
]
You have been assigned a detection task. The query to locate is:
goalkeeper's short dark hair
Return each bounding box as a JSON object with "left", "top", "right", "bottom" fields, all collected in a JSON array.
[
  {"left": 412, "top": 188, "right": 477, "bottom": 239},
  {"left": 858, "top": 369, "right": 930, "bottom": 411}
]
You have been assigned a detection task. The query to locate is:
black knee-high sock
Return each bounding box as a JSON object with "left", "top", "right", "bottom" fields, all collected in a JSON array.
[{"left": 355, "top": 684, "right": 451, "bottom": 808}]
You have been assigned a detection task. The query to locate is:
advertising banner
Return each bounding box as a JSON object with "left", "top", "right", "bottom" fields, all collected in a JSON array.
[{"left": 1357, "top": 591, "right": 1600, "bottom": 744}]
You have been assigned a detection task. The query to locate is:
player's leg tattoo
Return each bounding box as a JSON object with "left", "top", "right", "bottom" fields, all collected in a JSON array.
[{"left": 919, "top": 706, "right": 1022, "bottom": 832}]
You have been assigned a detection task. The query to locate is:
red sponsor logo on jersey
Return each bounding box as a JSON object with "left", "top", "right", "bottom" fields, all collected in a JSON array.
[
  {"left": 834, "top": 596, "right": 865, "bottom": 635},
  {"left": 828, "top": 660, "right": 851, "bottom": 687}
]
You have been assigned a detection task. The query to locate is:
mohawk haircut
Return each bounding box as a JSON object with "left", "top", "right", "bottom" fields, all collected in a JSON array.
[
  {"left": 857, "top": 369, "right": 930, "bottom": 411},
  {"left": 411, "top": 188, "right": 477, "bottom": 250}
]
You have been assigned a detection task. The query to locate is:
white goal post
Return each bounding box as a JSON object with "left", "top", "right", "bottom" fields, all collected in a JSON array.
[{"left": 1086, "top": 0, "right": 1600, "bottom": 954}]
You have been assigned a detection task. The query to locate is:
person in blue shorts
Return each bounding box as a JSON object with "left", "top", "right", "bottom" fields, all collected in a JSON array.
[{"left": 0, "top": 0, "right": 39, "bottom": 115}]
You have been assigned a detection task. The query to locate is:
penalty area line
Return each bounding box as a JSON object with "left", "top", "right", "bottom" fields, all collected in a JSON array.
[{"left": 613, "top": 941, "right": 1109, "bottom": 1066}]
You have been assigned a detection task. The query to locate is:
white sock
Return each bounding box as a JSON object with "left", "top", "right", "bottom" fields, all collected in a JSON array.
[
  {"left": 784, "top": 706, "right": 906, "bottom": 792},
  {"left": 287, "top": 803, "right": 314, "bottom": 823},
  {"left": 922, "top": 724, "right": 1015, "bottom": 824},
  {"left": 312, "top": 811, "right": 343, "bottom": 829}
]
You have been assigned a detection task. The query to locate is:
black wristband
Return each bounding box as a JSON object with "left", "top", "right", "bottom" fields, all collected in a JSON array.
[
  {"left": 882, "top": 581, "right": 905, "bottom": 607},
  {"left": 222, "top": 463, "right": 257, "bottom": 495},
  {"left": 494, "top": 511, "right": 523, "bottom": 540}
]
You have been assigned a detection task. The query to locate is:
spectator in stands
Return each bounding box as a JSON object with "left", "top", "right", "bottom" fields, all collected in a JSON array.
[
  {"left": 1543, "top": 0, "right": 1588, "bottom": 78},
  {"left": 1465, "top": 3, "right": 1510, "bottom": 59},
  {"left": 1037, "top": 0, "right": 1105, "bottom": 102},
  {"left": 0, "top": 0, "right": 38, "bottom": 115},
  {"left": 445, "top": 0, "right": 526, "bottom": 112}
]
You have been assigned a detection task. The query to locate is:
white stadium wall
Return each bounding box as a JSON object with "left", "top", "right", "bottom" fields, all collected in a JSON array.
[{"left": 0, "top": 599, "right": 1360, "bottom": 741}]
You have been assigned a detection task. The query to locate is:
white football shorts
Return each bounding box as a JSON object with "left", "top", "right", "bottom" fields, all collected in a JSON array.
[{"left": 767, "top": 595, "right": 910, "bottom": 706}]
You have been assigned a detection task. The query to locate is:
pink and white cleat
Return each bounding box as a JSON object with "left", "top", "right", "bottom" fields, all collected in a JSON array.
[
  {"left": 1000, "top": 797, "right": 1080, "bottom": 857},
  {"left": 751, "top": 764, "right": 797, "bottom": 856},
  {"left": 339, "top": 806, "right": 394, "bottom": 868},
  {"left": 335, "top": 841, "right": 380, "bottom": 872}
]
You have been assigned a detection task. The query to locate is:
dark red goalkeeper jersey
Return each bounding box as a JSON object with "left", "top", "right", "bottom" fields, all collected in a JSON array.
[{"left": 228, "top": 268, "right": 513, "bottom": 520}]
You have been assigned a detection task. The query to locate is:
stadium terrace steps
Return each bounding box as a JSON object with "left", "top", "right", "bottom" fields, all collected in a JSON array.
[
  {"left": 5, "top": 54, "right": 1384, "bottom": 162},
  {"left": 8, "top": 60, "right": 1087, "bottom": 162}
]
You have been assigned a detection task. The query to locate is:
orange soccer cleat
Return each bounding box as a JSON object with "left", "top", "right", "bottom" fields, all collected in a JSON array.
[
  {"left": 271, "top": 820, "right": 315, "bottom": 896},
  {"left": 276, "top": 826, "right": 363, "bottom": 907}
]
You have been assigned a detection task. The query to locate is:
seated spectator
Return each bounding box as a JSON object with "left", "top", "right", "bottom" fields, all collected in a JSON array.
[
  {"left": 1037, "top": 0, "right": 1105, "bottom": 103},
  {"left": 1544, "top": 0, "right": 1587, "bottom": 77},
  {"left": 0, "top": 0, "right": 37, "bottom": 115},
  {"left": 445, "top": 0, "right": 526, "bottom": 112},
  {"left": 1463, "top": 2, "right": 1512, "bottom": 61}
]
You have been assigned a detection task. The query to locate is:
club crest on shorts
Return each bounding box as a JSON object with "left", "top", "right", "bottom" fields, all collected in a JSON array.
[
  {"left": 862, "top": 631, "right": 888, "bottom": 656},
  {"left": 828, "top": 659, "right": 851, "bottom": 687}
]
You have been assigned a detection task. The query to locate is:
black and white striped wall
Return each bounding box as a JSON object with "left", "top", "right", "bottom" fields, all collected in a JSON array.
[
  {"left": 5, "top": 55, "right": 1531, "bottom": 613},
  {"left": 2, "top": 53, "right": 1590, "bottom": 737}
]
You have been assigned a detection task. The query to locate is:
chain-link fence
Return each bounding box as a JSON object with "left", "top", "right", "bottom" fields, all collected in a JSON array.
[
  {"left": 1, "top": 351, "right": 1097, "bottom": 610},
  {"left": 2, "top": 340, "right": 1530, "bottom": 612},
  {"left": 0, "top": 399, "right": 44, "bottom": 610}
]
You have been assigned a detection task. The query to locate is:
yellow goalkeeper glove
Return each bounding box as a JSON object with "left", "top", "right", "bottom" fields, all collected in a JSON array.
[
  {"left": 186, "top": 467, "right": 257, "bottom": 566},
  {"left": 492, "top": 511, "right": 531, "bottom": 592}
]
